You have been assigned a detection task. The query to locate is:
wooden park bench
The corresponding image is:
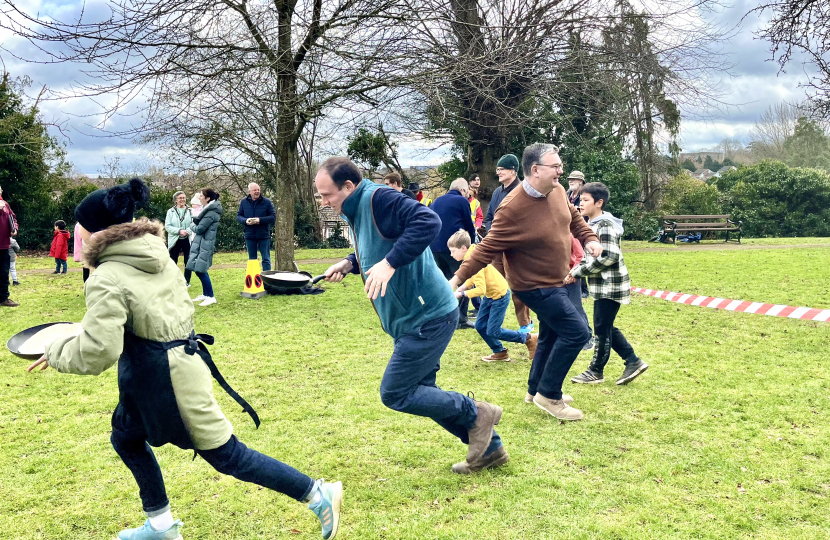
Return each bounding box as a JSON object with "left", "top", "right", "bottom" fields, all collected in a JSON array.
[{"left": 661, "top": 214, "right": 743, "bottom": 244}]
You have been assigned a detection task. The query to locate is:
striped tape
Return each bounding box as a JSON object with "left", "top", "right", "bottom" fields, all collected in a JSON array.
[{"left": 631, "top": 287, "right": 830, "bottom": 322}]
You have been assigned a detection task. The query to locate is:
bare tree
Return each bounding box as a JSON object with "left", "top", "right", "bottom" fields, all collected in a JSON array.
[
  {"left": 745, "top": 100, "right": 830, "bottom": 161},
  {"left": 396, "top": 0, "right": 728, "bottom": 207},
  {"left": 2, "top": 0, "right": 415, "bottom": 269},
  {"left": 751, "top": 1, "right": 830, "bottom": 116}
]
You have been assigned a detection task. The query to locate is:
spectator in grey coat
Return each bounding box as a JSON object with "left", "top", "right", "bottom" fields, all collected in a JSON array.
[{"left": 187, "top": 188, "right": 223, "bottom": 307}]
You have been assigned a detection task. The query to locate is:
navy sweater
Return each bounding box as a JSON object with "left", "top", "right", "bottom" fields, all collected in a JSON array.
[
  {"left": 428, "top": 189, "right": 476, "bottom": 254},
  {"left": 345, "top": 187, "right": 442, "bottom": 272},
  {"left": 236, "top": 196, "right": 277, "bottom": 240},
  {"left": 483, "top": 178, "right": 520, "bottom": 231}
]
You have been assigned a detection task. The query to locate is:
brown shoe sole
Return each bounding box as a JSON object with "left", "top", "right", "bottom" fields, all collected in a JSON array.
[{"left": 452, "top": 448, "right": 510, "bottom": 474}]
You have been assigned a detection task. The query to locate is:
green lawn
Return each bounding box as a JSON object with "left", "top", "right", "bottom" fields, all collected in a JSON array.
[{"left": 2, "top": 241, "right": 829, "bottom": 539}]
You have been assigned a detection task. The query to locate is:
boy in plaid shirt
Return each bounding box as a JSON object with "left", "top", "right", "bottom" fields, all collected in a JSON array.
[{"left": 565, "top": 182, "right": 648, "bottom": 385}]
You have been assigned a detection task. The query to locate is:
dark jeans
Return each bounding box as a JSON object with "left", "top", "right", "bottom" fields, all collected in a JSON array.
[
  {"left": 475, "top": 291, "right": 527, "bottom": 353},
  {"left": 169, "top": 238, "right": 193, "bottom": 284},
  {"left": 516, "top": 286, "right": 591, "bottom": 400},
  {"left": 0, "top": 249, "right": 9, "bottom": 301},
  {"left": 565, "top": 280, "right": 592, "bottom": 335},
  {"left": 593, "top": 298, "right": 637, "bottom": 364},
  {"left": 380, "top": 310, "right": 501, "bottom": 452},
  {"left": 54, "top": 258, "right": 67, "bottom": 273},
  {"left": 195, "top": 271, "right": 213, "bottom": 297},
  {"left": 111, "top": 429, "right": 315, "bottom": 514},
  {"left": 245, "top": 238, "right": 272, "bottom": 271}
]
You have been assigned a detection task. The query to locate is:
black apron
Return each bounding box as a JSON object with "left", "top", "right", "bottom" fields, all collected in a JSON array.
[{"left": 112, "top": 332, "right": 260, "bottom": 450}]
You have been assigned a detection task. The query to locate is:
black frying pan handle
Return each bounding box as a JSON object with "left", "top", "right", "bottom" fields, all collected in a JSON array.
[{"left": 311, "top": 274, "right": 326, "bottom": 284}]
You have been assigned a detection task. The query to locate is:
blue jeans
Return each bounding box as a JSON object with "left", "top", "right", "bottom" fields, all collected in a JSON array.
[
  {"left": 111, "top": 430, "right": 315, "bottom": 514},
  {"left": 55, "top": 258, "right": 67, "bottom": 273},
  {"left": 515, "top": 286, "right": 591, "bottom": 400},
  {"left": 475, "top": 291, "right": 527, "bottom": 353},
  {"left": 380, "top": 310, "right": 501, "bottom": 453},
  {"left": 195, "top": 271, "right": 213, "bottom": 297},
  {"left": 245, "top": 238, "right": 272, "bottom": 271},
  {"left": 565, "top": 280, "right": 592, "bottom": 334}
]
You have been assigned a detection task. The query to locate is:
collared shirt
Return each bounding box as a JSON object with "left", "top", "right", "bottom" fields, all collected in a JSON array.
[{"left": 522, "top": 179, "right": 546, "bottom": 198}]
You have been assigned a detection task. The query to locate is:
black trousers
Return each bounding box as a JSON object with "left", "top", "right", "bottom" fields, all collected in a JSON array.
[
  {"left": 592, "top": 298, "right": 636, "bottom": 364},
  {"left": 0, "top": 249, "right": 9, "bottom": 301},
  {"left": 169, "top": 238, "right": 192, "bottom": 283}
]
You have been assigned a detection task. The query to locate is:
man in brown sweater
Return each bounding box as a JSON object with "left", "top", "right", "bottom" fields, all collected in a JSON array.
[{"left": 450, "top": 142, "right": 602, "bottom": 421}]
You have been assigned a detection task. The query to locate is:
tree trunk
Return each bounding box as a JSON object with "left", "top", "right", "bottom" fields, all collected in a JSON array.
[
  {"left": 270, "top": 147, "right": 298, "bottom": 271},
  {"left": 466, "top": 141, "right": 501, "bottom": 213}
]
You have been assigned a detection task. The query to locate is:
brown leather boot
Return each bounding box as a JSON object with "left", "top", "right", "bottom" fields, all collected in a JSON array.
[
  {"left": 451, "top": 446, "right": 509, "bottom": 474},
  {"left": 466, "top": 399, "right": 503, "bottom": 462},
  {"left": 481, "top": 349, "right": 510, "bottom": 362},
  {"left": 525, "top": 333, "right": 538, "bottom": 360}
]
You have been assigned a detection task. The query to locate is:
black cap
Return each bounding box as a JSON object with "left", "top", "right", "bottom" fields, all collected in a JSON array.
[
  {"left": 74, "top": 178, "right": 150, "bottom": 233},
  {"left": 408, "top": 182, "right": 420, "bottom": 192}
]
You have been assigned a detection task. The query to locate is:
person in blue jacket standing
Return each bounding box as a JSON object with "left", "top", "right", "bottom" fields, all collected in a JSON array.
[
  {"left": 236, "top": 182, "right": 277, "bottom": 271},
  {"left": 318, "top": 157, "right": 507, "bottom": 475}
]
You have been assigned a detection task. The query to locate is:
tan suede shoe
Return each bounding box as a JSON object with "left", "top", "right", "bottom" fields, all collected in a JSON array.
[{"left": 533, "top": 394, "right": 583, "bottom": 420}]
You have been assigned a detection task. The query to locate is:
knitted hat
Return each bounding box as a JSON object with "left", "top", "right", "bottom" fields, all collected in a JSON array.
[
  {"left": 74, "top": 178, "right": 150, "bottom": 233},
  {"left": 408, "top": 182, "right": 421, "bottom": 192},
  {"left": 497, "top": 154, "right": 519, "bottom": 171},
  {"left": 567, "top": 170, "right": 585, "bottom": 182},
  {"left": 190, "top": 193, "right": 202, "bottom": 206}
]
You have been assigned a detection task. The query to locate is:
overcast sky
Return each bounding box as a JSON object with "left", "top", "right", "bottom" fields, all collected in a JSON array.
[{"left": 1, "top": 0, "right": 817, "bottom": 176}]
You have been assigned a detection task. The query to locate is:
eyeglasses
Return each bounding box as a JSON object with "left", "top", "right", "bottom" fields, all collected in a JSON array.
[{"left": 536, "top": 163, "right": 564, "bottom": 170}]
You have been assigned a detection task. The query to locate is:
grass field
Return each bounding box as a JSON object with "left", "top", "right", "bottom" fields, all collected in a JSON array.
[{"left": 2, "top": 240, "right": 829, "bottom": 539}]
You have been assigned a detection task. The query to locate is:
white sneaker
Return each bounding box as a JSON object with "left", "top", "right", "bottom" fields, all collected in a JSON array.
[
  {"left": 199, "top": 296, "right": 217, "bottom": 306},
  {"left": 192, "top": 294, "right": 206, "bottom": 302}
]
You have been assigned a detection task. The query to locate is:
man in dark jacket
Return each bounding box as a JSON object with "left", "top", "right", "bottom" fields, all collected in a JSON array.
[
  {"left": 236, "top": 183, "right": 277, "bottom": 271},
  {"left": 430, "top": 178, "right": 477, "bottom": 329},
  {"left": 0, "top": 184, "right": 19, "bottom": 307}
]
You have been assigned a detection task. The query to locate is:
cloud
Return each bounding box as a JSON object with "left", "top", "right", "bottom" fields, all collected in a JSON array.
[{"left": 1, "top": 0, "right": 823, "bottom": 171}]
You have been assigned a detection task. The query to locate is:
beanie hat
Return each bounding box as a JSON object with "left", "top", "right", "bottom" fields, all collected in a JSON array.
[
  {"left": 74, "top": 178, "right": 151, "bottom": 233},
  {"left": 497, "top": 154, "right": 519, "bottom": 171},
  {"left": 190, "top": 193, "right": 202, "bottom": 206},
  {"left": 567, "top": 170, "right": 585, "bottom": 182},
  {"left": 408, "top": 182, "right": 421, "bottom": 192}
]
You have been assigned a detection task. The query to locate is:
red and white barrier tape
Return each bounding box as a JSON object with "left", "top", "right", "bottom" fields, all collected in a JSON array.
[{"left": 631, "top": 287, "right": 830, "bottom": 322}]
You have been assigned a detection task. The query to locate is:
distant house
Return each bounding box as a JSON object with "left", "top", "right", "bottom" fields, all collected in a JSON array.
[
  {"left": 714, "top": 166, "right": 737, "bottom": 177},
  {"left": 690, "top": 168, "right": 715, "bottom": 181}
]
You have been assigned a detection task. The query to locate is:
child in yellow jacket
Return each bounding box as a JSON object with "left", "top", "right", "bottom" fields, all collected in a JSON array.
[{"left": 448, "top": 230, "right": 537, "bottom": 362}]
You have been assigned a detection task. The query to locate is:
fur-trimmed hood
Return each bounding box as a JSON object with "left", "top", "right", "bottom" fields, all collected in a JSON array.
[{"left": 83, "top": 218, "right": 169, "bottom": 272}]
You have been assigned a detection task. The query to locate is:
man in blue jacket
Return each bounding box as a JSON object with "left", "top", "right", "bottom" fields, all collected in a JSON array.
[
  {"left": 318, "top": 157, "right": 507, "bottom": 475},
  {"left": 429, "top": 178, "right": 477, "bottom": 329},
  {"left": 236, "top": 183, "right": 277, "bottom": 271}
]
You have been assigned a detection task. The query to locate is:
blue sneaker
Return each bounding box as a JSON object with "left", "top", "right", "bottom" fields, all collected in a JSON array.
[
  {"left": 308, "top": 479, "right": 343, "bottom": 539},
  {"left": 116, "top": 519, "right": 182, "bottom": 540},
  {"left": 519, "top": 322, "right": 534, "bottom": 333}
]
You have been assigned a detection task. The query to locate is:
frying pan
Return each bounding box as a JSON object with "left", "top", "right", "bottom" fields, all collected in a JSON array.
[
  {"left": 260, "top": 270, "right": 326, "bottom": 290},
  {"left": 7, "top": 322, "right": 78, "bottom": 360}
]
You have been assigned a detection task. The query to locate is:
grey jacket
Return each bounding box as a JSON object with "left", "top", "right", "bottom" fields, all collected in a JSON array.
[{"left": 186, "top": 200, "right": 223, "bottom": 274}]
